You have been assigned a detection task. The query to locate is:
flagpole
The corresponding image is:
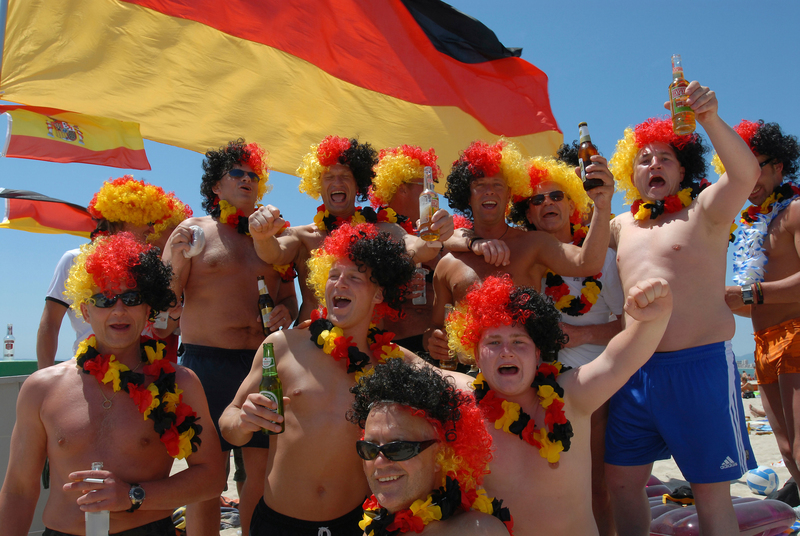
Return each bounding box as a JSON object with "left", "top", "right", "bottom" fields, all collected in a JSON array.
[{"left": 0, "top": 0, "right": 8, "bottom": 91}]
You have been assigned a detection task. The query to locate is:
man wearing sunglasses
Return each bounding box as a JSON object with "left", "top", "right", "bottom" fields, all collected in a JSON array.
[
  {"left": 248, "top": 136, "right": 454, "bottom": 324},
  {"left": 221, "top": 224, "right": 471, "bottom": 536},
  {"left": 37, "top": 176, "right": 177, "bottom": 369},
  {"left": 162, "top": 139, "right": 298, "bottom": 534},
  {"left": 347, "top": 358, "right": 511, "bottom": 535},
  {"left": 426, "top": 139, "right": 614, "bottom": 364},
  {"left": 443, "top": 274, "right": 670, "bottom": 536},
  {"left": 722, "top": 121, "right": 800, "bottom": 499},
  {"left": 0, "top": 233, "right": 224, "bottom": 536},
  {"left": 507, "top": 152, "right": 624, "bottom": 536}
]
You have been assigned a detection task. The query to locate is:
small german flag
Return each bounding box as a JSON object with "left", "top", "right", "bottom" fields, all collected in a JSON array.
[
  {"left": 0, "top": 188, "right": 94, "bottom": 238},
  {"left": 0, "top": 105, "right": 151, "bottom": 170}
]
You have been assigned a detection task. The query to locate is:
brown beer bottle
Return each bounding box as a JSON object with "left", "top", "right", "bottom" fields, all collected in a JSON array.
[
  {"left": 669, "top": 54, "right": 696, "bottom": 135},
  {"left": 259, "top": 343, "right": 284, "bottom": 434},
  {"left": 257, "top": 276, "right": 275, "bottom": 336},
  {"left": 578, "top": 122, "right": 603, "bottom": 190}
]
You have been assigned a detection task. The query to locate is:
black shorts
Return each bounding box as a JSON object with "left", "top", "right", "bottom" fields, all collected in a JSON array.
[
  {"left": 44, "top": 517, "right": 173, "bottom": 536},
  {"left": 250, "top": 498, "right": 364, "bottom": 536},
  {"left": 181, "top": 343, "right": 270, "bottom": 451}
]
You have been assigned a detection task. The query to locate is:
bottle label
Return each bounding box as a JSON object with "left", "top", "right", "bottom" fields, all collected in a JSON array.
[
  {"left": 260, "top": 390, "right": 280, "bottom": 407},
  {"left": 579, "top": 160, "right": 587, "bottom": 182},
  {"left": 670, "top": 86, "right": 692, "bottom": 113},
  {"left": 262, "top": 357, "right": 274, "bottom": 369},
  {"left": 419, "top": 194, "right": 436, "bottom": 224},
  {"left": 261, "top": 306, "right": 272, "bottom": 323}
]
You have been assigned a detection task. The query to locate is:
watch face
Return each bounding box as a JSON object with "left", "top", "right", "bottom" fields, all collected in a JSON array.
[{"left": 131, "top": 486, "right": 145, "bottom": 502}]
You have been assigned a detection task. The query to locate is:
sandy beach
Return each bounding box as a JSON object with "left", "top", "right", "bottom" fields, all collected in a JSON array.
[{"left": 205, "top": 395, "right": 792, "bottom": 536}]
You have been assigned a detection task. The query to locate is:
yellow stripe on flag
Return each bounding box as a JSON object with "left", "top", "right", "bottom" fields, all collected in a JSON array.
[
  {"left": 1, "top": 0, "right": 561, "bottom": 179},
  {"left": 0, "top": 216, "right": 91, "bottom": 238}
]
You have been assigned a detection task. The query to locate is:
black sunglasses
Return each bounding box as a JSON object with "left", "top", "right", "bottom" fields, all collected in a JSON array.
[
  {"left": 356, "top": 439, "right": 437, "bottom": 462},
  {"left": 228, "top": 168, "right": 260, "bottom": 180},
  {"left": 530, "top": 190, "right": 565, "bottom": 206},
  {"left": 759, "top": 158, "right": 775, "bottom": 169},
  {"left": 90, "top": 290, "right": 144, "bottom": 308}
]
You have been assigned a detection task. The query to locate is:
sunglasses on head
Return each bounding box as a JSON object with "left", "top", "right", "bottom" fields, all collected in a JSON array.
[
  {"left": 530, "top": 190, "right": 565, "bottom": 206},
  {"left": 356, "top": 439, "right": 437, "bottom": 462},
  {"left": 90, "top": 290, "right": 144, "bottom": 308},
  {"left": 228, "top": 168, "right": 260, "bottom": 181}
]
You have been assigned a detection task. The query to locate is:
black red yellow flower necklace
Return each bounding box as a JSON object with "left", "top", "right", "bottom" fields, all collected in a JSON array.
[
  {"left": 570, "top": 223, "right": 589, "bottom": 246},
  {"left": 213, "top": 199, "right": 297, "bottom": 282},
  {"left": 313, "top": 204, "right": 414, "bottom": 234},
  {"left": 472, "top": 362, "right": 573, "bottom": 467},
  {"left": 631, "top": 187, "right": 694, "bottom": 221},
  {"left": 75, "top": 335, "right": 202, "bottom": 459},
  {"left": 309, "top": 309, "right": 403, "bottom": 380},
  {"left": 544, "top": 271, "right": 602, "bottom": 317},
  {"left": 360, "top": 476, "right": 513, "bottom": 535}
]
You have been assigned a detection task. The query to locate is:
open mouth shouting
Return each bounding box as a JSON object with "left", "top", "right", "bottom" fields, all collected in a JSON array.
[
  {"left": 330, "top": 190, "right": 347, "bottom": 204},
  {"left": 497, "top": 363, "right": 519, "bottom": 376},
  {"left": 332, "top": 295, "right": 352, "bottom": 310}
]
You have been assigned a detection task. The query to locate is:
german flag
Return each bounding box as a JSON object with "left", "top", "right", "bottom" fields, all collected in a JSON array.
[
  {"left": 0, "top": 105, "right": 151, "bottom": 170},
  {"left": 0, "top": 0, "right": 561, "bottom": 179},
  {"left": 0, "top": 188, "right": 94, "bottom": 238}
]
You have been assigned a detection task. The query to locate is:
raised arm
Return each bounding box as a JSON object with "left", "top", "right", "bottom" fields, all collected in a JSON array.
[
  {"left": 394, "top": 209, "right": 454, "bottom": 264},
  {"left": 36, "top": 299, "right": 68, "bottom": 369},
  {"left": 443, "top": 227, "right": 511, "bottom": 267},
  {"left": 249, "top": 205, "right": 305, "bottom": 266},
  {"left": 161, "top": 221, "right": 196, "bottom": 305},
  {"left": 566, "top": 278, "right": 672, "bottom": 416},
  {"left": 0, "top": 374, "right": 49, "bottom": 536},
  {"left": 670, "top": 82, "right": 760, "bottom": 224}
]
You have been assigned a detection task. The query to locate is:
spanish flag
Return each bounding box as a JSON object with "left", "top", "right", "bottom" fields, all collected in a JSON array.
[
  {"left": 0, "top": 105, "right": 151, "bottom": 170},
  {"left": 0, "top": 0, "right": 561, "bottom": 177},
  {"left": 0, "top": 188, "right": 94, "bottom": 238}
]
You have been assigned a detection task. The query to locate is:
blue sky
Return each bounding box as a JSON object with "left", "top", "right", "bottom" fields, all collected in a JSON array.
[{"left": 1, "top": 0, "right": 799, "bottom": 362}]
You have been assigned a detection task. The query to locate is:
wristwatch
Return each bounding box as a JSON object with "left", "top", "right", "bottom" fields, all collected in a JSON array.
[
  {"left": 741, "top": 285, "right": 755, "bottom": 305},
  {"left": 127, "top": 483, "right": 145, "bottom": 512}
]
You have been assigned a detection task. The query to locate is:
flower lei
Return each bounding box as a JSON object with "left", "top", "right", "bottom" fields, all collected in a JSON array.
[
  {"left": 631, "top": 187, "right": 694, "bottom": 221},
  {"left": 544, "top": 271, "right": 602, "bottom": 317},
  {"left": 308, "top": 309, "right": 404, "bottom": 380},
  {"left": 75, "top": 335, "right": 202, "bottom": 459},
  {"left": 360, "top": 476, "right": 513, "bottom": 535},
  {"left": 212, "top": 199, "right": 297, "bottom": 282},
  {"left": 472, "top": 363, "right": 573, "bottom": 466},
  {"left": 313, "top": 204, "right": 414, "bottom": 234},
  {"left": 570, "top": 223, "right": 589, "bottom": 246},
  {"left": 733, "top": 181, "right": 800, "bottom": 285}
]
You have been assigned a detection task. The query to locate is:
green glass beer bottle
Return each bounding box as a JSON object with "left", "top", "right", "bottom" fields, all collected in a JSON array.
[{"left": 259, "top": 343, "right": 284, "bottom": 434}]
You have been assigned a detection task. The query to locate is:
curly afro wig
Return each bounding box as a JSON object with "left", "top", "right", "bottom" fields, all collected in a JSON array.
[
  {"left": 88, "top": 176, "right": 176, "bottom": 239},
  {"left": 712, "top": 120, "right": 800, "bottom": 178},
  {"left": 307, "top": 223, "right": 415, "bottom": 320},
  {"left": 349, "top": 358, "right": 493, "bottom": 492},
  {"left": 65, "top": 232, "right": 177, "bottom": 320},
  {"left": 200, "top": 138, "right": 270, "bottom": 214},
  {"left": 297, "top": 136, "right": 378, "bottom": 202},
  {"left": 148, "top": 192, "right": 193, "bottom": 244},
  {"left": 609, "top": 117, "right": 708, "bottom": 205},
  {"left": 446, "top": 275, "right": 567, "bottom": 364},
  {"left": 369, "top": 145, "right": 442, "bottom": 208},
  {"left": 507, "top": 156, "right": 589, "bottom": 230},
  {"left": 556, "top": 140, "right": 580, "bottom": 167},
  {"left": 444, "top": 139, "right": 529, "bottom": 219}
]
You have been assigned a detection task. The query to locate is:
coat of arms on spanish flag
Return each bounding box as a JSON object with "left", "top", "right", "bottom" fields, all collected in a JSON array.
[{"left": 0, "top": 105, "right": 151, "bottom": 170}]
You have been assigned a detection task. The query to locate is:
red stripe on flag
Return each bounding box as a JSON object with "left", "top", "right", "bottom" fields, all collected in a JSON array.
[
  {"left": 6, "top": 135, "right": 151, "bottom": 170},
  {"left": 122, "top": 0, "right": 557, "bottom": 136},
  {"left": 6, "top": 199, "right": 95, "bottom": 234}
]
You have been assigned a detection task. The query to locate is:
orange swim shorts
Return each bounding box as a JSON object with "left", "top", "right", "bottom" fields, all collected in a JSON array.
[{"left": 754, "top": 318, "right": 800, "bottom": 384}]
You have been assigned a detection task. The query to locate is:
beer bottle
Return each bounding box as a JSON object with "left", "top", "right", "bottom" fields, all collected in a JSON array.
[
  {"left": 669, "top": 54, "right": 696, "bottom": 135},
  {"left": 418, "top": 166, "right": 440, "bottom": 241},
  {"left": 578, "top": 122, "right": 604, "bottom": 191},
  {"left": 85, "top": 462, "right": 110, "bottom": 536},
  {"left": 411, "top": 263, "right": 428, "bottom": 305},
  {"left": 258, "top": 276, "right": 275, "bottom": 336},
  {"left": 439, "top": 304, "right": 458, "bottom": 371},
  {"left": 259, "top": 343, "right": 284, "bottom": 434}
]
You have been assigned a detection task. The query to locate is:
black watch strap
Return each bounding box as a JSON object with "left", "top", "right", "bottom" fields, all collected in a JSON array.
[{"left": 127, "top": 483, "right": 144, "bottom": 512}]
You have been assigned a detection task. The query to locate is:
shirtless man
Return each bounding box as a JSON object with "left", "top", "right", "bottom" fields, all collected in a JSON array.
[
  {"left": 722, "top": 121, "right": 800, "bottom": 487},
  {"left": 369, "top": 145, "right": 444, "bottom": 353},
  {"left": 249, "top": 135, "right": 453, "bottom": 323},
  {"left": 348, "top": 359, "right": 511, "bottom": 536},
  {"left": 221, "top": 223, "right": 466, "bottom": 535},
  {"left": 428, "top": 139, "right": 614, "bottom": 362},
  {"left": 162, "top": 139, "right": 297, "bottom": 533},
  {"left": 508, "top": 154, "right": 623, "bottom": 535},
  {"left": 443, "top": 274, "right": 671, "bottom": 535},
  {"left": 0, "top": 233, "right": 223, "bottom": 536},
  {"left": 605, "top": 82, "right": 760, "bottom": 535},
  {"left": 37, "top": 176, "right": 177, "bottom": 369}
]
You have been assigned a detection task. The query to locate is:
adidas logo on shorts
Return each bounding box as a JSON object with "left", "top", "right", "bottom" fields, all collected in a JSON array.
[{"left": 720, "top": 456, "right": 738, "bottom": 470}]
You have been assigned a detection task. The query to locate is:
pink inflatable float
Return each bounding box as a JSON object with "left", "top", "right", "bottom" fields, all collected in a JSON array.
[{"left": 647, "top": 476, "right": 796, "bottom": 536}]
